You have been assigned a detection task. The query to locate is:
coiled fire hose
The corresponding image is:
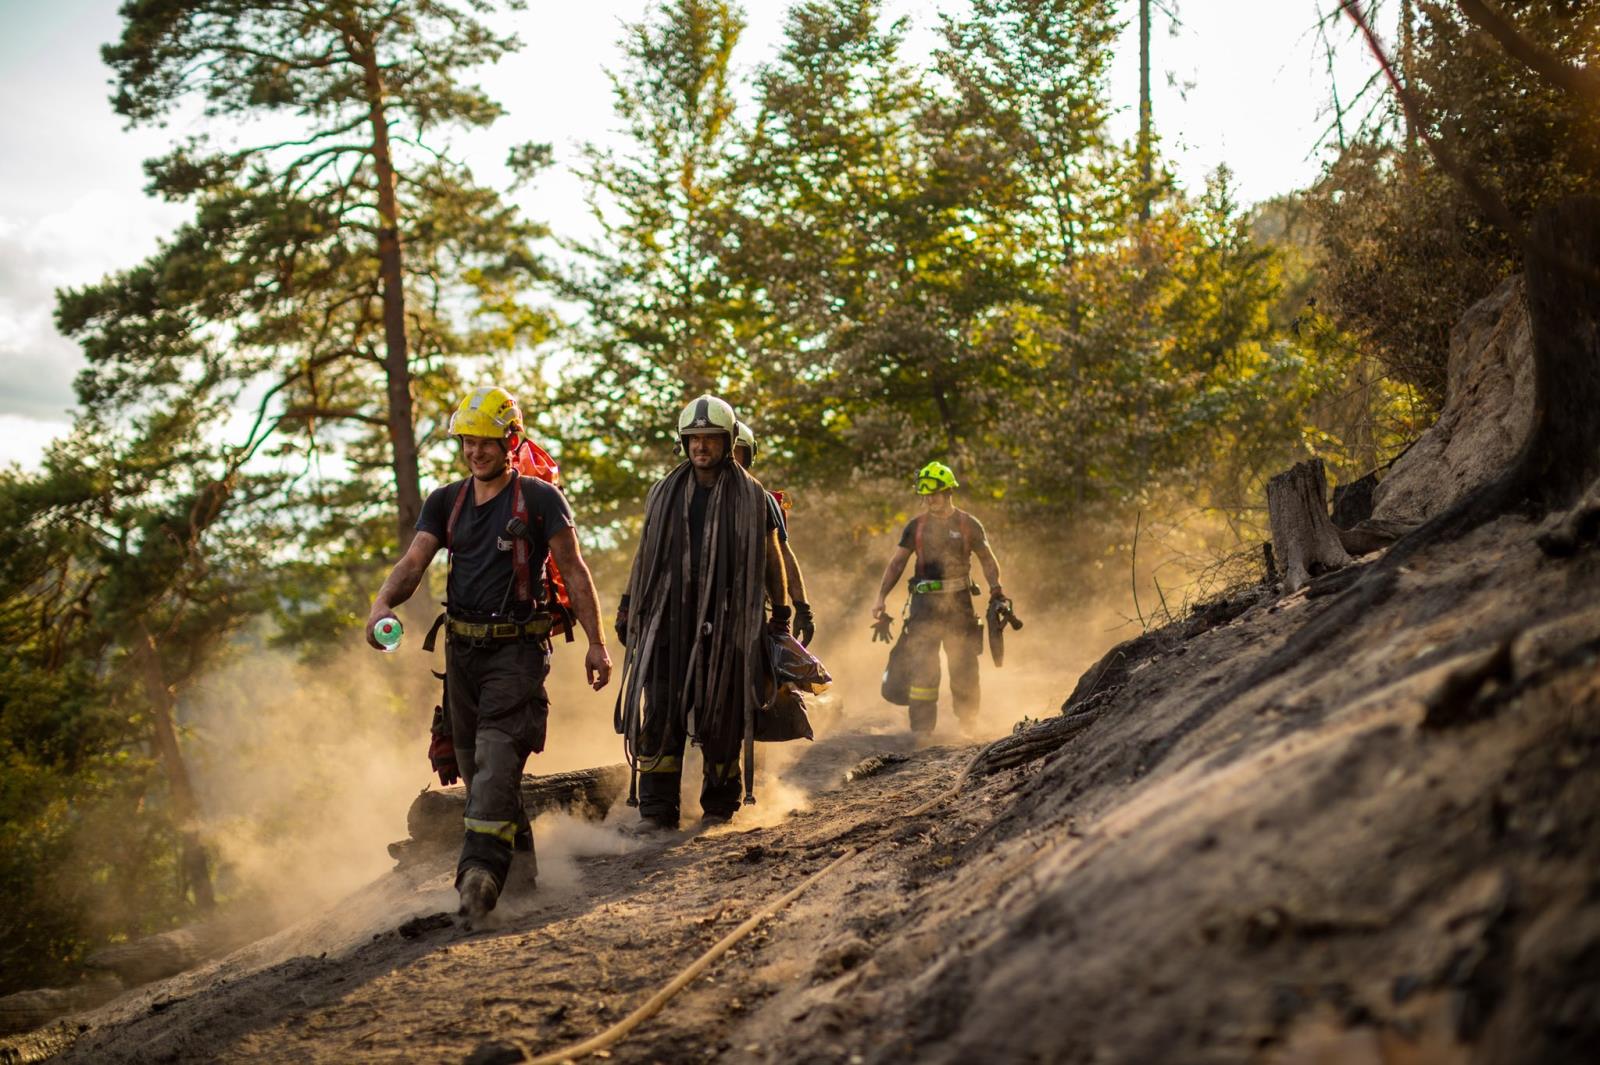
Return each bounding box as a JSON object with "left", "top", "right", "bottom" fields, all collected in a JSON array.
[{"left": 502, "top": 749, "right": 985, "bottom": 1065}]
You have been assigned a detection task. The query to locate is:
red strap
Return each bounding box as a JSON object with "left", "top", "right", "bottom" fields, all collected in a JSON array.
[
  {"left": 510, "top": 470, "right": 532, "bottom": 603},
  {"left": 444, "top": 474, "right": 534, "bottom": 604},
  {"left": 444, "top": 478, "right": 471, "bottom": 551}
]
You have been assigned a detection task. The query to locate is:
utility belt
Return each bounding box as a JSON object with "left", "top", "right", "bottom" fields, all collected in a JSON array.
[
  {"left": 423, "top": 609, "right": 554, "bottom": 651},
  {"left": 909, "top": 578, "right": 979, "bottom": 596}
]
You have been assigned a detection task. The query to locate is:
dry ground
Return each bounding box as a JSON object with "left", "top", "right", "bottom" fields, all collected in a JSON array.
[{"left": 7, "top": 515, "right": 1599, "bottom": 1065}]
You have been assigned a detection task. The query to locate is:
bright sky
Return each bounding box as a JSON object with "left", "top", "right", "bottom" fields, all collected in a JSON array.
[{"left": 0, "top": 0, "right": 1379, "bottom": 471}]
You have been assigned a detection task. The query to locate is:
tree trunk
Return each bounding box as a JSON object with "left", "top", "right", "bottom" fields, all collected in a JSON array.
[
  {"left": 1138, "top": 0, "right": 1152, "bottom": 219},
  {"left": 135, "top": 629, "right": 214, "bottom": 910},
  {"left": 1267, "top": 459, "right": 1352, "bottom": 594},
  {"left": 357, "top": 34, "right": 422, "bottom": 551}
]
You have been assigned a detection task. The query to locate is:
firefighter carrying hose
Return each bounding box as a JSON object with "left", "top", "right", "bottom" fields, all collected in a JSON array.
[
  {"left": 612, "top": 396, "right": 788, "bottom": 831},
  {"left": 366, "top": 387, "right": 611, "bottom": 920},
  {"left": 733, "top": 420, "right": 816, "bottom": 646},
  {"left": 872, "top": 461, "right": 1005, "bottom": 735}
]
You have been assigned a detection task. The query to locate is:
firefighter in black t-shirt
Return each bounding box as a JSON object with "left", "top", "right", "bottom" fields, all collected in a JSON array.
[
  {"left": 872, "top": 461, "right": 1004, "bottom": 734},
  {"left": 366, "top": 386, "right": 611, "bottom": 921}
]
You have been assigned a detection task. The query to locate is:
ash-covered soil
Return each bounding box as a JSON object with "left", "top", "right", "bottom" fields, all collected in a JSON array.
[{"left": 11, "top": 515, "right": 1600, "bottom": 1065}]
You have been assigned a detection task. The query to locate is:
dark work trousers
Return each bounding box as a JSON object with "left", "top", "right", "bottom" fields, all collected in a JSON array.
[
  {"left": 904, "top": 597, "right": 982, "bottom": 734},
  {"left": 635, "top": 664, "right": 742, "bottom": 826},
  {"left": 447, "top": 636, "right": 550, "bottom": 890}
]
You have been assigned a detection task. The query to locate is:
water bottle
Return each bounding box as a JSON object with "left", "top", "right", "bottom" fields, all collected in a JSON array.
[{"left": 374, "top": 617, "right": 403, "bottom": 652}]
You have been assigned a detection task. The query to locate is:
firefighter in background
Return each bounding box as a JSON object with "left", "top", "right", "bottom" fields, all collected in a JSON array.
[
  {"left": 733, "top": 420, "right": 816, "bottom": 646},
  {"left": 366, "top": 386, "right": 611, "bottom": 920},
  {"left": 871, "top": 461, "right": 1004, "bottom": 734}
]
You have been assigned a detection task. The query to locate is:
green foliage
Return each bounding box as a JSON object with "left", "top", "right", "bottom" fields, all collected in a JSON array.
[
  {"left": 1308, "top": 0, "right": 1600, "bottom": 403},
  {"left": 0, "top": 404, "right": 269, "bottom": 992},
  {"left": 556, "top": 0, "right": 749, "bottom": 519}
]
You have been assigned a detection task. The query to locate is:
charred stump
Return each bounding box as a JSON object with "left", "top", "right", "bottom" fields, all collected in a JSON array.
[{"left": 1267, "top": 459, "right": 1351, "bottom": 594}]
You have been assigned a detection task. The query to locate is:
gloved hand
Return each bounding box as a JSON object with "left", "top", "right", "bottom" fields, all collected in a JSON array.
[
  {"left": 871, "top": 612, "right": 894, "bottom": 644},
  {"left": 794, "top": 601, "right": 815, "bottom": 646},
  {"left": 989, "top": 584, "right": 1006, "bottom": 601},
  {"left": 769, "top": 604, "right": 793, "bottom": 637},
  {"left": 614, "top": 594, "right": 630, "bottom": 647}
]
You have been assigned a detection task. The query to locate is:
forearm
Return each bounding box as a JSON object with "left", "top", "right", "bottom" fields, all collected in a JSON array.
[
  {"left": 765, "top": 531, "right": 788, "bottom": 608},
  {"left": 565, "top": 561, "right": 606, "bottom": 646},
  {"left": 374, "top": 556, "right": 426, "bottom": 610},
  {"left": 876, "top": 561, "right": 905, "bottom": 603},
  {"left": 980, "top": 549, "right": 1002, "bottom": 592},
  {"left": 781, "top": 542, "right": 808, "bottom": 603}
]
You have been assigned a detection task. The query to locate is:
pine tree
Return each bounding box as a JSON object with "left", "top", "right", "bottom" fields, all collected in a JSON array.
[{"left": 66, "top": 0, "right": 549, "bottom": 556}]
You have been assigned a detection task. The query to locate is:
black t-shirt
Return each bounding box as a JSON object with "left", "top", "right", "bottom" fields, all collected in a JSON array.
[
  {"left": 899, "top": 509, "right": 987, "bottom": 583},
  {"left": 686, "top": 479, "right": 781, "bottom": 591},
  {"left": 416, "top": 475, "right": 575, "bottom": 615},
  {"left": 766, "top": 492, "right": 788, "bottom": 544}
]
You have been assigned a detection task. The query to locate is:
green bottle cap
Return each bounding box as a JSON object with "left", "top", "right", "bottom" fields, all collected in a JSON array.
[{"left": 375, "top": 617, "right": 403, "bottom": 650}]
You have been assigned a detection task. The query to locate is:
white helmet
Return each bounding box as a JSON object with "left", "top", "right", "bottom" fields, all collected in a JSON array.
[
  {"left": 677, "top": 394, "right": 737, "bottom": 452},
  {"left": 734, "top": 420, "right": 757, "bottom": 465}
]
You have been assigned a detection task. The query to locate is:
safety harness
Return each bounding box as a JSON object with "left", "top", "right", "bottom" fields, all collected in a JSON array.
[
  {"left": 421, "top": 470, "right": 574, "bottom": 652},
  {"left": 909, "top": 510, "right": 980, "bottom": 596}
]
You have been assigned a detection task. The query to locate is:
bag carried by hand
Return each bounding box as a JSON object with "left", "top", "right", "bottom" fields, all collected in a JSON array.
[{"left": 757, "top": 632, "right": 832, "bottom": 742}]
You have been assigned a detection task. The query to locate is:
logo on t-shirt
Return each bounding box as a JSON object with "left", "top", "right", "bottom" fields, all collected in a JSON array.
[{"left": 496, "top": 535, "right": 512, "bottom": 552}]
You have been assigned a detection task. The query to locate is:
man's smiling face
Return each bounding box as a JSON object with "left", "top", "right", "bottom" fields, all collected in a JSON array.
[{"left": 461, "top": 434, "right": 508, "bottom": 480}]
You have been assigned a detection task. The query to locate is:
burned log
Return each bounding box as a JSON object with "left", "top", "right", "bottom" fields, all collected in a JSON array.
[
  {"left": 397, "top": 765, "right": 630, "bottom": 858},
  {"left": 84, "top": 913, "right": 275, "bottom": 988},
  {"left": 970, "top": 710, "right": 1103, "bottom": 778},
  {"left": 1267, "top": 459, "right": 1351, "bottom": 594},
  {"left": 0, "top": 975, "right": 121, "bottom": 1036}
]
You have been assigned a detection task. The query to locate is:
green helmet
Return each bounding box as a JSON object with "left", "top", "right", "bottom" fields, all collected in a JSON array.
[
  {"left": 734, "top": 420, "right": 757, "bottom": 464},
  {"left": 677, "top": 394, "right": 737, "bottom": 449},
  {"left": 915, "top": 461, "right": 959, "bottom": 494}
]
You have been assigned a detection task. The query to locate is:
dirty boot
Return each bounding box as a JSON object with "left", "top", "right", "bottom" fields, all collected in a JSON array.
[
  {"left": 623, "top": 815, "right": 678, "bottom": 838},
  {"left": 458, "top": 866, "right": 499, "bottom": 920}
]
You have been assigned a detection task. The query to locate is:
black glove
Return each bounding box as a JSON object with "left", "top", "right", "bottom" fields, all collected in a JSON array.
[
  {"left": 871, "top": 613, "right": 894, "bottom": 643},
  {"left": 769, "top": 604, "right": 793, "bottom": 637},
  {"left": 794, "top": 601, "right": 815, "bottom": 646},
  {"left": 614, "top": 594, "right": 630, "bottom": 647}
]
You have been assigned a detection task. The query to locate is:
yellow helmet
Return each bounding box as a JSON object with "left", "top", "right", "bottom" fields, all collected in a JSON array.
[
  {"left": 915, "top": 461, "right": 959, "bottom": 494},
  {"left": 448, "top": 386, "right": 523, "bottom": 440}
]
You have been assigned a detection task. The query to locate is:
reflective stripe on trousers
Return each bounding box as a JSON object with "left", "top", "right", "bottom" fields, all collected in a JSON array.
[{"left": 464, "top": 817, "right": 518, "bottom": 845}]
